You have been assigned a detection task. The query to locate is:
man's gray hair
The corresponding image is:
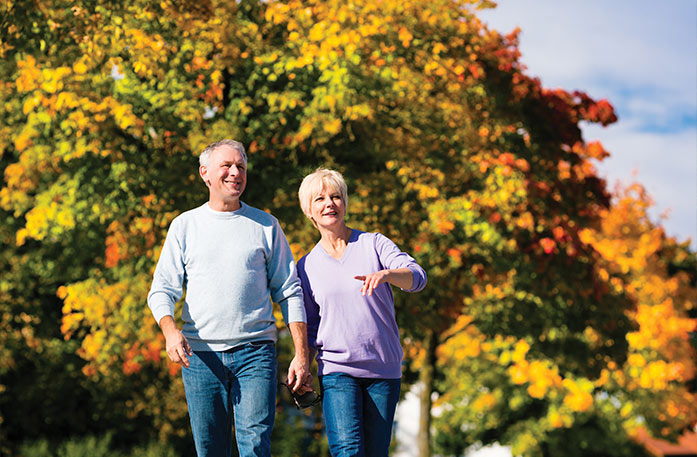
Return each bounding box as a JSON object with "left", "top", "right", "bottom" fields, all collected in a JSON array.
[{"left": 199, "top": 139, "right": 247, "bottom": 167}]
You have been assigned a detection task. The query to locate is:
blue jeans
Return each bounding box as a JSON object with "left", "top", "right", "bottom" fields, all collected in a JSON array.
[
  {"left": 182, "top": 342, "right": 277, "bottom": 457},
  {"left": 320, "top": 373, "right": 401, "bottom": 457}
]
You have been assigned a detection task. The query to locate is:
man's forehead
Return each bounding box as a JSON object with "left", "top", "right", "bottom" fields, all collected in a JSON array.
[{"left": 211, "top": 145, "right": 246, "bottom": 163}]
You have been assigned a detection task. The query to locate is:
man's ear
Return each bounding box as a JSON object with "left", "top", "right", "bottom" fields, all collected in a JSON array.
[{"left": 199, "top": 165, "right": 211, "bottom": 187}]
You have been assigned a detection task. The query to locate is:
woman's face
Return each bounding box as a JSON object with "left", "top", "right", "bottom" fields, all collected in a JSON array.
[{"left": 309, "top": 185, "right": 346, "bottom": 229}]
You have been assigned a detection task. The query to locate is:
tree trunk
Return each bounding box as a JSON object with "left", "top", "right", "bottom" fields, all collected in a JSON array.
[{"left": 417, "top": 329, "right": 437, "bottom": 457}]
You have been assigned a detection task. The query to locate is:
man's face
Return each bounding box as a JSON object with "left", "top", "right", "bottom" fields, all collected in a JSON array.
[{"left": 199, "top": 145, "right": 247, "bottom": 205}]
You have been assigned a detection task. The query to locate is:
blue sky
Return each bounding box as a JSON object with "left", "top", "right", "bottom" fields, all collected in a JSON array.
[{"left": 479, "top": 0, "right": 697, "bottom": 250}]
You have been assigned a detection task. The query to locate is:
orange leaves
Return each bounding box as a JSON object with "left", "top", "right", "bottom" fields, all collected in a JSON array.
[
  {"left": 104, "top": 216, "right": 158, "bottom": 268},
  {"left": 398, "top": 27, "right": 413, "bottom": 47},
  {"left": 447, "top": 248, "right": 463, "bottom": 266},
  {"left": 122, "top": 340, "right": 163, "bottom": 375},
  {"left": 437, "top": 219, "right": 455, "bottom": 234},
  {"left": 583, "top": 141, "right": 610, "bottom": 160}
]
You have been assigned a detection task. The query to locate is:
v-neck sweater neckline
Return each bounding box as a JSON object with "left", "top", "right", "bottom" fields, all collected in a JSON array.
[{"left": 318, "top": 228, "right": 356, "bottom": 263}]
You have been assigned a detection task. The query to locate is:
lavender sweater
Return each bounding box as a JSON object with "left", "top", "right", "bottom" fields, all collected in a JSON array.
[{"left": 297, "top": 229, "right": 426, "bottom": 379}]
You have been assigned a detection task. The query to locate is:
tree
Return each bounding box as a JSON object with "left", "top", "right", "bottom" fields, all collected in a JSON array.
[
  {"left": 433, "top": 184, "right": 696, "bottom": 456},
  {"left": 1, "top": 1, "right": 693, "bottom": 456}
]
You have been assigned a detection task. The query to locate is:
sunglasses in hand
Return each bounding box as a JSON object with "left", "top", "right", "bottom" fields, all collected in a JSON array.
[{"left": 281, "top": 382, "right": 322, "bottom": 409}]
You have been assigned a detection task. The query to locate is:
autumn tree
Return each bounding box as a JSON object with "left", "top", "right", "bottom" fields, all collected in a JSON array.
[
  {"left": 433, "top": 183, "right": 696, "bottom": 457},
  {"left": 2, "top": 1, "right": 694, "bottom": 456}
]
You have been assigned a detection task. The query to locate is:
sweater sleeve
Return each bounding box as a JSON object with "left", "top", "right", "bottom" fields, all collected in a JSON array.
[
  {"left": 374, "top": 232, "right": 427, "bottom": 292},
  {"left": 147, "top": 217, "right": 186, "bottom": 324},
  {"left": 297, "top": 256, "right": 320, "bottom": 349},
  {"left": 266, "top": 219, "right": 306, "bottom": 324}
]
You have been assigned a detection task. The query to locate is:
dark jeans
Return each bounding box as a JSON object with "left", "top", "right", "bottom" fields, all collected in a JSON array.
[{"left": 320, "top": 373, "right": 401, "bottom": 457}]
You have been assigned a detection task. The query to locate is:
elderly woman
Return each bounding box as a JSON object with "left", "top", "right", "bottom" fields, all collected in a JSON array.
[{"left": 296, "top": 168, "right": 427, "bottom": 457}]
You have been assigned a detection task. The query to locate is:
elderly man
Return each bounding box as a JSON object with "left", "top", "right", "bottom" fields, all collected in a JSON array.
[{"left": 148, "top": 139, "right": 311, "bottom": 457}]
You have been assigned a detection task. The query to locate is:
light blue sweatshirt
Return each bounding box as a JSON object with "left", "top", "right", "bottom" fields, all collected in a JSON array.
[{"left": 148, "top": 202, "right": 306, "bottom": 351}]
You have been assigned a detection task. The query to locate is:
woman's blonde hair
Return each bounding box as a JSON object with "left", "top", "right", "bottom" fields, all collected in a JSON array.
[{"left": 298, "top": 168, "right": 348, "bottom": 221}]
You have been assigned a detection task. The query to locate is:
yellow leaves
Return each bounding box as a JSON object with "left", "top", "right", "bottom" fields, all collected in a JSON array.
[
  {"left": 15, "top": 228, "right": 29, "bottom": 246},
  {"left": 40, "top": 67, "right": 71, "bottom": 93},
  {"left": 627, "top": 353, "right": 646, "bottom": 368},
  {"left": 432, "top": 42, "right": 447, "bottom": 55},
  {"left": 111, "top": 102, "right": 138, "bottom": 130},
  {"left": 437, "top": 314, "right": 484, "bottom": 362},
  {"left": 416, "top": 184, "right": 439, "bottom": 199},
  {"left": 507, "top": 359, "right": 563, "bottom": 399},
  {"left": 265, "top": 2, "right": 292, "bottom": 25},
  {"left": 72, "top": 60, "right": 88, "bottom": 75},
  {"left": 59, "top": 274, "right": 157, "bottom": 376},
  {"left": 15, "top": 55, "right": 41, "bottom": 92},
  {"left": 80, "top": 331, "right": 105, "bottom": 359},
  {"left": 512, "top": 340, "right": 530, "bottom": 362},
  {"left": 61, "top": 312, "right": 85, "bottom": 338},
  {"left": 308, "top": 23, "right": 326, "bottom": 42},
  {"left": 562, "top": 378, "right": 594, "bottom": 412},
  {"left": 455, "top": 338, "right": 481, "bottom": 359},
  {"left": 22, "top": 95, "right": 41, "bottom": 115},
  {"left": 636, "top": 361, "right": 684, "bottom": 390},
  {"left": 323, "top": 117, "right": 342, "bottom": 134},
  {"left": 508, "top": 360, "right": 528, "bottom": 384},
  {"left": 546, "top": 407, "right": 574, "bottom": 429},
  {"left": 472, "top": 392, "right": 497, "bottom": 412},
  {"left": 13, "top": 126, "right": 37, "bottom": 152}
]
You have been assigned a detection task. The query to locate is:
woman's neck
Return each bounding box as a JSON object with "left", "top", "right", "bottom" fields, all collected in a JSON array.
[{"left": 319, "top": 224, "right": 352, "bottom": 259}]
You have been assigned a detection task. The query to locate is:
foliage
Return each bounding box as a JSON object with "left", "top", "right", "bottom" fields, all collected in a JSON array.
[
  {"left": 434, "top": 185, "right": 696, "bottom": 456},
  {"left": 0, "top": 0, "right": 694, "bottom": 456},
  {"left": 19, "top": 434, "right": 179, "bottom": 457}
]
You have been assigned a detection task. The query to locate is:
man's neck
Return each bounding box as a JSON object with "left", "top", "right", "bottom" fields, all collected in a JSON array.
[{"left": 208, "top": 198, "right": 241, "bottom": 212}]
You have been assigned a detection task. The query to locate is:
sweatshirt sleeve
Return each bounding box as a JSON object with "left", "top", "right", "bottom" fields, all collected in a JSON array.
[
  {"left": 147, "top": 217, "right": 186, "bottom": 324},
  {"left": 374, "top": 232, "right": 427, "bottom": 292},
  {"left": 266, "top": 219, "right": 306, "bottom": 324}
]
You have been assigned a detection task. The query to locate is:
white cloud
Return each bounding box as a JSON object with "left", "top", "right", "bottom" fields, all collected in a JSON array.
[
  {"left": 585, "top": 122, "right": 697, "bottom": 246},
  {"left": 479, "top": 0, "right": 697, "bottom": 248}
]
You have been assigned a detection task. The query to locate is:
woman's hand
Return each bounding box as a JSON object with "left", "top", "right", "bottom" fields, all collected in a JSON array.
[
  {"left": 354, "top": 270, "right": 390, "bottom": 296},
  {"left": 354, "top": 268, "right": 414, "bottom": 295}
]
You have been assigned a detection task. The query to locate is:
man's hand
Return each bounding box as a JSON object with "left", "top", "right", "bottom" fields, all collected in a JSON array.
[
  {"left": 287, "top": 322, "right": 312, "bottom": 393},
  {"left": 159, "top": 315, "right": 193, "bottom": 368},
  {"left": 287, "top": 355, "right": 312, "bottom": 394}
]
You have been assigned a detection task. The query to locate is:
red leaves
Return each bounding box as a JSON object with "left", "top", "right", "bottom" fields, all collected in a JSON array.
[
  {"left": 579, "top": 98, "right": 617, "bottom": 126},
  {"left": 540, "top": 237, "right": 557, "bottom": 254}
]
